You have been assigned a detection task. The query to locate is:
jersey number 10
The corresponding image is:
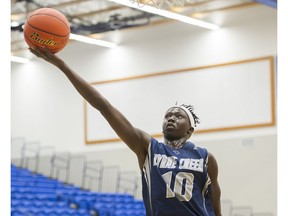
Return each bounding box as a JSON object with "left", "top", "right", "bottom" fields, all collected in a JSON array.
[{"left": 162, "top": 171, "right": 194, "bottom": 201}]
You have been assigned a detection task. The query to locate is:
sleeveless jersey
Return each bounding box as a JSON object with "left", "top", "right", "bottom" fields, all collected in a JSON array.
[{"left": 141, "top": 138, "right": 215, "bottom": 216}]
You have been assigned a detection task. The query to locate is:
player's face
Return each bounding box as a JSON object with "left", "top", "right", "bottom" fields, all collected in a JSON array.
[{"left": 162, "top": 107, "right": 191, "bottom": 141}]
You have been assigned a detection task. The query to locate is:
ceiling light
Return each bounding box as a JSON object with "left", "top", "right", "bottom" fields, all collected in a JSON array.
[
  {"left": 11, "top": 56, "right": 30, "bottom": 64},
  {"left": 11, "top": 21, "right": 20, "bottom": 27},
  {"left": 109, "top": 0, "right": 219, "bottom": 30},
  {"left": 70, "top": 33, "right": 117, "bottom": 48}
]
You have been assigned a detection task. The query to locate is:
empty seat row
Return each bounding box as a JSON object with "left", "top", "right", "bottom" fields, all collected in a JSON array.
[
  {"left": 11, "top": 164, "right": 146, "bottom": 216},
  {"left": 11, "top": 207, "right": 91, "bottom": 216}
]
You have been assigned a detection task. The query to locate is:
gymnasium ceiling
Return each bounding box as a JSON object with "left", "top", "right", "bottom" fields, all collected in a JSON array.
[{"left": 11, "top": 0, "right": 277, "bottom": 56}]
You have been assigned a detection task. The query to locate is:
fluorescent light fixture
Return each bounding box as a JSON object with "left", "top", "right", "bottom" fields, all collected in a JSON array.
[
  {"left": 11, "top": 56, "right": 30, "bottom": 64},
  {"left": 11, "top": 21, "right": 20, "bottom": 27},
  {"left": 70, "top": 33, "right": 117, "bottom": 48},
  {"left": 109, "top": 0, "right": 219, "bottom": 30}
]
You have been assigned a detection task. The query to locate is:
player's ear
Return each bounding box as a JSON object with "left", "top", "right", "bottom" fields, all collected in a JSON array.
[{"left": 187, "top": 127, "right": 194, "bottom": 136}]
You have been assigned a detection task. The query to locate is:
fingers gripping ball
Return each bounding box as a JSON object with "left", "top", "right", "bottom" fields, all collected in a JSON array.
[{"left": 23, "top": 8, "right": 70, "bottom": 53}]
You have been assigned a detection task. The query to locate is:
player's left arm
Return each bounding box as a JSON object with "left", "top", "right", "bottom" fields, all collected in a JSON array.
[{"left": 207, "top": 152, "right": 222, "bottom": 216}]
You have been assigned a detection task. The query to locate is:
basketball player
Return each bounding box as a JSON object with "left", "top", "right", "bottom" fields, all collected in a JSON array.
[{"left": 29, "top": 46, "right": 222, "bottom": 216}]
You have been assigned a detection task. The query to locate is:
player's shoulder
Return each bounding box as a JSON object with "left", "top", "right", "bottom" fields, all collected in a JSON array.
[
  {"left": 150, "top": 137, "right": 166, "bottom": 152},
  {"left": 187, "top": 141, "right": 209, "bottom": 157}
]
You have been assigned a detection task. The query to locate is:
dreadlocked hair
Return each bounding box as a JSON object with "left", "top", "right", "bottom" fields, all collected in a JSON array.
[{"left": 181, "top": 104, "right": 200, "bottom": 127}]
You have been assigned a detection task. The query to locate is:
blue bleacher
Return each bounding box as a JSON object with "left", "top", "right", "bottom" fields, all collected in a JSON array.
[{"left": 11, "top": 164, "right": 146, "bottom": 216}]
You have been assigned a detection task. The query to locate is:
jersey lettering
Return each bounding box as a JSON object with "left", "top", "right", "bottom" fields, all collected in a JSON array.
[
  {"left": 153, "top": 154, "right": 177, "bottom": 169},
  {"left": 153, "top": 154, "right": 204, "bottom": 172},
  {"left": 179, "top": 158, "right": 204, "bottom": 172}
]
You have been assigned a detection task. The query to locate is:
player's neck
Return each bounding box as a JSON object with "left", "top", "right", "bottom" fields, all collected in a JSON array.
[{"left": 164, "top": 137, "right": 188, "bottom": 149}]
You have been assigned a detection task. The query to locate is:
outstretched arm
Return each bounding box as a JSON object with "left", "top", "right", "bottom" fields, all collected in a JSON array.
[
  {"left": 207, "top": 153, "right": 222, "bottom": 216},
  {"left": 29, "top": 47, "right": 151, "bottom": 168}
]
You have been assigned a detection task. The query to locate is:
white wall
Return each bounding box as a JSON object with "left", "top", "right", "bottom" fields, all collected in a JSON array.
[
  {"left": 198, "top": 133, "right": 277, "bottom": 214},
  {"left": 11, "top": 5, "right": 277, "bottom": 215}
]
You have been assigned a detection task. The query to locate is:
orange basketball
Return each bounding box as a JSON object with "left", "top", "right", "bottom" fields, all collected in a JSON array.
[{"left": 23, "top": 8, "right": 70, "bottom": 53}]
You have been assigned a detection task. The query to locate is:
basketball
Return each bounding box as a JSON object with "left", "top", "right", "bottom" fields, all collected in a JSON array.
[{"left": 23, "top": 8, "right": 70, "bottom": 53}]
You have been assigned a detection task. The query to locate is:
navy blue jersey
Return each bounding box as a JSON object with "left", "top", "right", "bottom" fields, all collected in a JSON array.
[{"left": 141, "top": 138, "right": 215, "bottom": 216}]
